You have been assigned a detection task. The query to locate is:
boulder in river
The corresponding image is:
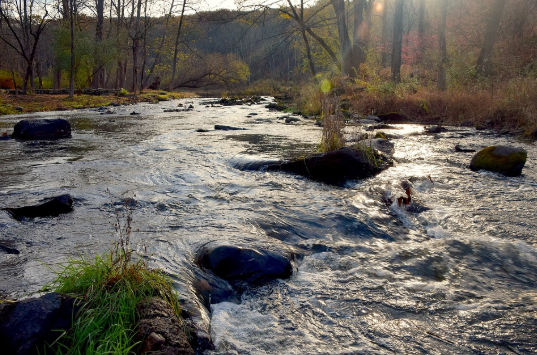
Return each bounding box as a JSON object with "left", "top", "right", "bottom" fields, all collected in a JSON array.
[
  {"left": 267, "top": 146, "right": 392, "bottom": 186},
  {"left": 3, "top": 194, "right": 73, "bottom": 220},
  {"left": 470, "top": 146, "right": 527, "bottom": 177},
  {"left": 0, "top": 292, "right": 80, "bottom": 355},
  {"left": 12, "top": 119, "right": 71, "bottom": 140},
  {"left": 197, "top": 243, "right": 296, "bottom": 285}
]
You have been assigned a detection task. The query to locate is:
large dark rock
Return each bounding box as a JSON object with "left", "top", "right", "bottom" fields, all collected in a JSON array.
[
  {"left": 3, "top": 194, "right": 73, "bottom": 221},
  {"left": 135, "top": 297, "right": 195, "bottom": 355},
  {"left": 470, "top": 146, "right": 527, "bottom": 177},
  {"left": 267, "top": 146, "right": 392, "bottom": 186},
  {"left": 0, "top": 293, "right": 80, "bottom": 355},
  {"left": 198, "top": 243, "right": 295, "bottom": 285},
  {"left": 12, "top": 119, "right": 71, "bottom": 140}
]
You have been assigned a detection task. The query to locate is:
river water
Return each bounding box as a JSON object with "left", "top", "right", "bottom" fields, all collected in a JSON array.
[{"left": 0, "top": 98, "right": 536, "bottom": 354}]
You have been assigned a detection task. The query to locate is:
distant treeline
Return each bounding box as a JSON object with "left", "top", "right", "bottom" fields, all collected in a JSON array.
[{"left": 0, "top": 0, "right": 536, "bottom": 94}]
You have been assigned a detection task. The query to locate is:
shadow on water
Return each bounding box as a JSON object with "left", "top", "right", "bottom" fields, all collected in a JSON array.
[{"left": 225, "top": 133, "right": 317, "bottom": 160}]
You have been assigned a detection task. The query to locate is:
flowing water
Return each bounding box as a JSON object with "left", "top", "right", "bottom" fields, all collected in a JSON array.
[{"left": 0, "top": 98, "right": 536, "bottom": 354}]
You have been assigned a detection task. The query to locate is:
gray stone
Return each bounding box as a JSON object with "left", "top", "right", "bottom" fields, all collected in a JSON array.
[{"left": 198, "top": 243, "right": 295, "bottom": 285}]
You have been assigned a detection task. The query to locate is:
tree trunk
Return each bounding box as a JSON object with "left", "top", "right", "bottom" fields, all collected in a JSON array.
[
  {"left": 352, "top": 0, "right": 365, "bottom": 76},
  {"left": 36, "top": 61, "right": 43, "bottom": 89},
  {"left": 143, "top": 0, "right": 175, "bottom": 88},
  {"left": 437, "top": 0, "right": 448, "bottom": 90},
  {"left": 131, "top": 0, "right": 143, "bottom": 97},
  {"left": 475, "top": 0, "right": 506, "bottom": 77},
  {"left": 170, "top": 0, "right": 187, "bottom": 90},
  {"left": 53, "top": 69, "right": 62, "bottom": 89},
  {"left": 391, "top": 0, "right": 404, "bottom": 82},
  {"left": 331, "top": 0, "right": 352, "bottom": 76},
  {"left": 92, "top": 0, "right": 104, "bottom": 89},
  {"left": 417, "top": 0, "right": 425, "bottom": 64},
  {"left": 69, "top": 0, "right": 75, "bottom": 98},
  {"left": 300, "top": 0, "right": 316, "bottom": 80},
  {"left": 381, "top": 0, "right": 390, "bottom": 67}
]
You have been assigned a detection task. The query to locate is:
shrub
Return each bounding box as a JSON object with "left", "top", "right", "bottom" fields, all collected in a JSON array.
[{"left": 118, "top": 88, "right": 129, "bottom": 97}]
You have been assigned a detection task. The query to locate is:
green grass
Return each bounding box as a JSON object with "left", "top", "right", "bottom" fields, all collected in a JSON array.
[
  {"left": 42, "top": 197, "right": 182, "bottom": 355},
  {"left": 43, "top": 251, "right": 181, "bottom": 355}
]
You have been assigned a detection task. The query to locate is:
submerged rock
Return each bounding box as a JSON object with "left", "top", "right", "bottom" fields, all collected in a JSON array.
[
  {"left": 197, "top": 243, "right": 295, "bottom": 285},
  {"left": 425, "top": 126, "right": 448, "bottom": 134},
  {"left": 470, "top": 146, "right": 527, "bottom": 176},
  {"left": 192, "top": 268, "right": 239, "bottom": 308},
  {"left": 3, "top": 194, "right": 73, "bottom": 220},
  {"left": 284, "top": 116, "right": 301, "bottom": 124},
  {"left": 135, "top": 297, "right": 195, "bottom": 355},
  {"left": 214, "top": 125, "right": 246, "bottom": 131},
  {"left": 454, "top": 144, "right": 476, "bottom": 153},
  {"left": 12, "top": 119, "right": 71, "bottom": 140},
  {"left": 357, "top": 138, "right": 395, "bottom": 157},
  {"left": 0, "top": 293, "right": 80, "bottom": 355},
  {"left": 267, "top": 146, "right": 392, "bottom": 186}
]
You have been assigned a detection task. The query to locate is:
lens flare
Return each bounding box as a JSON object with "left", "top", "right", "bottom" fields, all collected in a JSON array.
[
  {"left": 375, "top": 1, "right": 383, "bottom": 13},
  {"left": 321, "top": 79, "right": 331, "bottom": 93}
]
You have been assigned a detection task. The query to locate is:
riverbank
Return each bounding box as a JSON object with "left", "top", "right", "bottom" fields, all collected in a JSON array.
[
  {"left": 3, "top": 82, "right": 536, "bottom": 141},
  {"left": 0, "top": 90, "right": 195, "bottom": 116},
  {"left": 228, "top": 78, "right": 537, "bottom": 140}
]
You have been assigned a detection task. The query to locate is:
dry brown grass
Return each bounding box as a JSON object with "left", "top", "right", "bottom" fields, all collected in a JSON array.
[
  {"left": 341, "top": 78, "right": 537, "bottom": 138},
  {"left": 319, "top": 94, "right": 345, "bottom": 152}
]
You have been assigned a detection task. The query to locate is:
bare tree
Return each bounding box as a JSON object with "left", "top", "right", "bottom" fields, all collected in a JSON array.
[
  {"left": 381, "top": 0, "right": 390, "bottom": 67},
  {"left": 169, "top": 0, "right": 186, "bottom": 90},
  {"left": 92, "top": 0, "right": 105, "bottom": 88},
  {"left": 331, "top": 0, "right": 352, "bottom": 76},
  {"left": 69, "top": 0, "right": 75, "bottom": 97},
  {"left": 417, "top": 0, "right": 425, "bottom": 63},
  {"left": 279, "top": 0, "right": 340, "bottom": 74},
  {"left": 131, "top": 0, "right": 143, "bottom": 96},
  {"left": 475, "top": 0, "right": 506, "bottom": 76},
  {"left": 391, "top": 0, "right": 403, "bottom": 82},
  {"left": 0, "top": 0, "right": 52, "bottom": 93},
  {"left": 437, "top": 0, "right": 448, "bottom": 90}
]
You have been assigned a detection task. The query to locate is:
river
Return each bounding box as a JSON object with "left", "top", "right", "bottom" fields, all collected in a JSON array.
[{"left": 0, "top": 98, "right": 536, "bottom": 354}]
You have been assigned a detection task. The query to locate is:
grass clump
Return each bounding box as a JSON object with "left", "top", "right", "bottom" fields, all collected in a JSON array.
[
  {"left": 318, "top": 93, "right": 345, "bottom": 153},
  {"left": 44, "top": 199, "right": 181, "bottom": 354}
]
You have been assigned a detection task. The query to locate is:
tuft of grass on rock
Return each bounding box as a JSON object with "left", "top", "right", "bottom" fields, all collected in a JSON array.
[
  {"left": 318, "top": 93, "right": 345, "bottom": 153},
  {"left": 43, "top": 198, "right": 181, "bottom": 355}
]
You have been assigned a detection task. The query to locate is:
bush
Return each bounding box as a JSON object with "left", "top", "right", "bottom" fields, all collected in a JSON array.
[{"left": 118, "top": 88, "right": 129, "bottom": 97}]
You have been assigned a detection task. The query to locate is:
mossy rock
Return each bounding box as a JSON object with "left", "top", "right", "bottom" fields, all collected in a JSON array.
[{"left": 470, "top": 146, "right": 527, "bottom": 176}]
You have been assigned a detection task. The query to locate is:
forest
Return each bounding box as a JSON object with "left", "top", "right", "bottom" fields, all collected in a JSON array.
[{"left": 1, "top": 0, "right": 537, "bottom": 133}]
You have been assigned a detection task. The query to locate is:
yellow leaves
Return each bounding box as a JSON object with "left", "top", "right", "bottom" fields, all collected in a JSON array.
[{"left": 280, "top": 13, "right": 291, "bottom": 19}]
